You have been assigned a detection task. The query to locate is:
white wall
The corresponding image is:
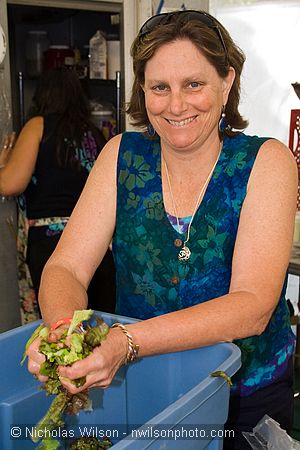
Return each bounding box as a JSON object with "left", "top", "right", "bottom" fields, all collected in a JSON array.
[{"left": 210, "top": 0, "right": 299, "bottom": 145}]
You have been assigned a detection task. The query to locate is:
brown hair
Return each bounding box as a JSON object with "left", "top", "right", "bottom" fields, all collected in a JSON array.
[{"left": 126, "top": 12, "right": 248, "bottom": 135}]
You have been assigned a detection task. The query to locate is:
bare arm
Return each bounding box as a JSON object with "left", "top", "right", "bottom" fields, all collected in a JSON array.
[{"left": 0, "top": 117, "right": 43, "bottom": 195}]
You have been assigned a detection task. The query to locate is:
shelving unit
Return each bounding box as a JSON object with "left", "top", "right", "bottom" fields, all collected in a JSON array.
[{"left": 7, "top": 2, "right": 124, "bottom": 134}]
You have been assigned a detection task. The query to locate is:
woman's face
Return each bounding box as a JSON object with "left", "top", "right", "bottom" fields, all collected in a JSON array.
[{"left": 143, "top": 39, "right": 235, "bottom": 153}]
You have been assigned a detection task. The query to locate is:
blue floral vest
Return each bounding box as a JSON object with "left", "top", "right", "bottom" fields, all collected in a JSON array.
[{"left": 112, "top": 131, "right": 295, "bottom": 396}]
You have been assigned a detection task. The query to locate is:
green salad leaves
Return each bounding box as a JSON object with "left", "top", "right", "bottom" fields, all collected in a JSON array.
[{"left": 22, "top": 310, "right": 113, "bottom": 450}]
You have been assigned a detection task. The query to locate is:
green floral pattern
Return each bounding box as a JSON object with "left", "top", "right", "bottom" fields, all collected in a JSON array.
[
  {"left": 119, "top": 151, "right": 155, "bottom": 191},
  {"left": 113, "top": 132, "right": 295, "bottom": 395}
]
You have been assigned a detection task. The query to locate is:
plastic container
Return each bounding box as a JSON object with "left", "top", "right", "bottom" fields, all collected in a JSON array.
[
  {"left": 45, "top": 45, "right": 75, "bottom": 70},
  {"left": 25, "top": 31, "right": 49, "bottom": 78},
  {"left": 0, "top": 312, "right": 241, "bottom": 450},
  {"left": 91, "top": 110, "right": 116, "bottom": 140}
]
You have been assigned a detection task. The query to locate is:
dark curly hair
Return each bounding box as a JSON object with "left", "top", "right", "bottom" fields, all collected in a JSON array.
[{"left": 126, "top": 10, "right": 248, "bottom": 136}]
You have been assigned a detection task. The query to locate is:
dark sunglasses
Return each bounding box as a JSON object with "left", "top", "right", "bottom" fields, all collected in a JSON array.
[{"left": 138, "top": 10, "right": 228, "bottom": 64}]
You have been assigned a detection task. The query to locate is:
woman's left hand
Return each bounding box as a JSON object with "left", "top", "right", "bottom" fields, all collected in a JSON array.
[
  {"left": 57, "top": 327, "right": 128, "bottom": 393},
  {"left": 0, "top": 132, "right": 16, "bottom": 166}
]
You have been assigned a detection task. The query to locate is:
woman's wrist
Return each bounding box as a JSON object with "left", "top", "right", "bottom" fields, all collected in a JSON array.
[{"left": 111, "top": 323, "right": 140, "bottom": 364}]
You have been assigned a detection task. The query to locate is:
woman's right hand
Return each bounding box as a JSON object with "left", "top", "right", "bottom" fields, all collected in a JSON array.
[
  {"left": 27, "top": 324, "right": 70, "bottom": 382},
  {"left": 27, "top": 336, "right": 48, "bottom": 382}
]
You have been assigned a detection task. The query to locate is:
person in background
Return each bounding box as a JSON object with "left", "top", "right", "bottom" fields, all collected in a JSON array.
[
  {"left": 26, "top": 11, "right": 297, "bottom": 449},
  {"left": 0, "top": 68, "right": 116, "bottom": 321}
]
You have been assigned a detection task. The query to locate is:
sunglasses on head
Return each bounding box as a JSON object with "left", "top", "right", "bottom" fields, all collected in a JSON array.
[{"left": 138, "top": 10, "right": 228, "bottom": 65}]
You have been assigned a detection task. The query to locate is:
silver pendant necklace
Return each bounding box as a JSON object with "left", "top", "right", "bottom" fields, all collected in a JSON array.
[{"left": 163, "top": 149, "right": 221, "bottom": 262}]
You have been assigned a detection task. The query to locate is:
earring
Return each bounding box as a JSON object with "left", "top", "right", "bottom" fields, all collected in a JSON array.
[
  {"left": 147, "top": 123, "right": 156, "bottom": 137},
  {"left": 218, "top": 105, "right": 226, "bottom": 134}
]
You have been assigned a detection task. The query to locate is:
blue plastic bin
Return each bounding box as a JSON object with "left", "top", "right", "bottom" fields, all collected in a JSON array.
[{"left": 0, "top": 312, "right": 241, "bottom": 450}]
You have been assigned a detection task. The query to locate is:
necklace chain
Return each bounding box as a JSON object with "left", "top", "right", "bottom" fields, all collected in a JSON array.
[{"left": 163, "top": 149, "right": 221, "bottom": 261}]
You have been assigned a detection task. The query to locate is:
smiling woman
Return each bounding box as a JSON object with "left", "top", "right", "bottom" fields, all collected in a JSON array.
[
  {"left": 25, "top": 10, "right": 298, "bottom": 450},
  {"left": 142, "top": 39, "right": 234, "bottom": 164}
]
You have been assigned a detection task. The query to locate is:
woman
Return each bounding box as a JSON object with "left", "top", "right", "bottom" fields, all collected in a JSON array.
[
  {"left": 0, "top": 68, "right": 116, "bottom": 320},
  {"left": 26, "top": 11, "right": 297, "bottom": 449}
]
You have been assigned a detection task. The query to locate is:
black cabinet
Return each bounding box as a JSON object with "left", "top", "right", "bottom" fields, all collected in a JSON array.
[{"left": 7, "top": 3, "right": 124, "bottom": 134}]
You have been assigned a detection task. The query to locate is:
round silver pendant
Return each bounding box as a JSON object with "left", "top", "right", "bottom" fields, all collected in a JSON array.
[{"left": 178, "top": 245, "right": 191, "bottom": 261}]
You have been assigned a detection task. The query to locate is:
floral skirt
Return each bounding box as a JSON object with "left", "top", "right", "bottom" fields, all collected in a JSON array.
[{"left": 17, "top": 195, "right": 69, "bottom": 324}]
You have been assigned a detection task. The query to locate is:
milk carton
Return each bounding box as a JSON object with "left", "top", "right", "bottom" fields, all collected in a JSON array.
[{"left": 89, "top": 30, "right": 107, "bottom": 79}]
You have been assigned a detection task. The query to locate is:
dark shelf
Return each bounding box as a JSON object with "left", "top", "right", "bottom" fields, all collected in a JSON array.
[{"left": 7, "top": 3, "right": 123, "bottom": 132}]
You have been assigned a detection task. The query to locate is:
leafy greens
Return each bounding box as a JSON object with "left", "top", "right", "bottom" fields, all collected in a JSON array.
[{"left": 22, "top": 310, "right": 113, "bottom": 449}]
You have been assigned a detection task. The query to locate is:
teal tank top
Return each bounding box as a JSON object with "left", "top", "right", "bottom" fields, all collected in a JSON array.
[{"left": 112, "top": 131, "right": 295, "bottom": 396}]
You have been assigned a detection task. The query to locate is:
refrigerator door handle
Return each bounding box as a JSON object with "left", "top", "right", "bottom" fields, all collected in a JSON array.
[{"left": 18, "top": 71, "right": 25, "bottom": 128}]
